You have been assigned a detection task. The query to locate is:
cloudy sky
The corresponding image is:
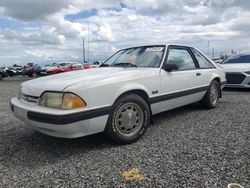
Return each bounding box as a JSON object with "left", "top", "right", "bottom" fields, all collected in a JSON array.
[{"left": 0, "top": 0, "right": 250, "bottom": 66}]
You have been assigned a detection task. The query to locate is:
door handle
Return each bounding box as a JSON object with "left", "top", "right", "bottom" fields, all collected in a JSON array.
[{"left": 196, "top": 73, "right": 201, "bottom": 76}]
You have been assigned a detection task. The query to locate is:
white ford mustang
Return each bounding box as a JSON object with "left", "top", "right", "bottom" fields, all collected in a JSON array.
[{"left": 11, "top": 44, "right": 226, "bottom": 144}]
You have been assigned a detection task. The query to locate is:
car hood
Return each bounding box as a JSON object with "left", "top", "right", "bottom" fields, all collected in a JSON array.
[
  {"left": 221, "top": 63, "right": 250, "bottom": 72},
  {"left": 21, "top": 67, "right": 158, "bottom": 96}
]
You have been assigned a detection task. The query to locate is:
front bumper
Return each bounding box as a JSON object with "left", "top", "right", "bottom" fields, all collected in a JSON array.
[
  {"left": 225, "top": 72, "right": 250, "bottom": 88},
  {"left": 10, "top": 97, "right": 111, "bottom": 138}
]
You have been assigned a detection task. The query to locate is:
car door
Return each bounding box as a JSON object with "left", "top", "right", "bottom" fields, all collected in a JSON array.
[
  {"left": 151, "top": 46, "right": 207, "bottom": 114},
  {"left": 190, "top": 47, "right": 217, "bottom": 86}
]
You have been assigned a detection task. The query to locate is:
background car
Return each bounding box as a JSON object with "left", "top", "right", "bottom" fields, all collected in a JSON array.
[
  {"left": 32, "top": 64, "right": 51, "bottom": 76},
  {"left": 0, "top": 68, "right": 8, "bottom": 80},
  {"left": 221, "top": 53, "right": 250, "bottom": 88},
  {"left": 22, "top": 63, "right": 36, "bottom": 77},
  {"left": 46, "top": 63, "right": 83, "bottom": 75},
  {"left": 12, "top": 64, "right": 23, "bottom": 75},
  {"left": 5, "top": 67, "right": 18, "bottom": 77},
  {"left": 71, "top": 63, "right": 84, "bottom": 71},
  {"left": 83, "top": 61, "right": 100, "bottom": 69},
  {"left": 46, "top": 64, "right": 61, "bottom": 75}
]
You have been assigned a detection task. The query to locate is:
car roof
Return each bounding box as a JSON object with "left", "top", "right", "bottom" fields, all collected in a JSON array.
[{"left": 119, "top": 44, "right": 195, "bottom": 51}]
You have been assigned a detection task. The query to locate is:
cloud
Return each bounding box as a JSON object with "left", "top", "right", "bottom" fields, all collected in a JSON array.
[
  {"left": 0, "top": 0, "right": 250, "bottom": 66},
  {"left": 0, "top": 0, "right": 71, "bottom": 21},
  {"left": 1, "top": 27, "right": 65, "bottom": 44}
]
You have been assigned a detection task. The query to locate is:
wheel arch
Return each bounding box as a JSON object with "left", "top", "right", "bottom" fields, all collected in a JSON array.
[
  {"left": 115, "top": 89, "right": 151, "bottom": 106},
  {"left": 113, "top": 88, "right": 152, "bottom": 120}
]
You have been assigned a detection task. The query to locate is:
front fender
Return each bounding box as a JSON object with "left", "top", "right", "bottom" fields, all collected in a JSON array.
[{"left": 113, "top": 83, "right": 151, "bottom": 104}]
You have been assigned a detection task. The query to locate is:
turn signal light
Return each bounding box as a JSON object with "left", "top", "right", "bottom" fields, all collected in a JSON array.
[{"left": 62, "top": 93, "right": 86, "bottom": 110}]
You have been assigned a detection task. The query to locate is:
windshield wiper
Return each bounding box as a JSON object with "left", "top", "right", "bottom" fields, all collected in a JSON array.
[{"left": 112, "top": 62, "right": 137, "bottom": 67}]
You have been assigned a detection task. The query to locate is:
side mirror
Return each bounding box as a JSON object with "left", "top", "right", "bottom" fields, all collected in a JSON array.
[{"left": 162, "top": 63, "right": 178, "bottom": 72}]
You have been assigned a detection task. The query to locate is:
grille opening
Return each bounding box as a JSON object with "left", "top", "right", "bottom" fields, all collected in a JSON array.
[
  {"left": 225, "top": 73, "right": 246, "bottom": 84},
  {"left": 21, "top": 94, "right": 39, "bottom": 103}
]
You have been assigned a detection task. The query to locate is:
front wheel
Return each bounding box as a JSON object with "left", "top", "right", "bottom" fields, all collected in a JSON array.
[
  {"left": 200, "top": 80, "right": 220, "bottom": 109},
  {"left": 105, "top": 94, "right": 150, "bottom": 144}
]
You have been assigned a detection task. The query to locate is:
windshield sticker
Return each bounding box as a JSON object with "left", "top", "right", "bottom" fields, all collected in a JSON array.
[{"left": 146, "top": 47, "right": 164, "bottom": 52}]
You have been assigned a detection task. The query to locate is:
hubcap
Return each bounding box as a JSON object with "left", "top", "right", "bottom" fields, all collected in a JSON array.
[
  {"left": 114, "top": 103, "right": 144, "bottom": 137},
  {"left": 210, "top": 84, "right": 218, "bottom": 106}
]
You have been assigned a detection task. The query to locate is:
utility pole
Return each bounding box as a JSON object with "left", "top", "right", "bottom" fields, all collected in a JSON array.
[
  {"left": 212, "top": 48, "right": 214, "bottom": 59},
  {"left": 87, "top": 23, "right": 89, "bottom": 63},
  {"left": 82, "top": 38, "right": 85, "bottom": 63},
  {"left": 207, "top": 41, "right": 210, "bottom": 57}
]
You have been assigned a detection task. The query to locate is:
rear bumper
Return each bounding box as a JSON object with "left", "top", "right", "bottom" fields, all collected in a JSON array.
[{"left": 10, "top": 97, "right": 110, "bottom": 138}]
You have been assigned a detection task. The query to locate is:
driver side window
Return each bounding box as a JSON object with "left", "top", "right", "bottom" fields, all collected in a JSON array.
[{"left": 167, "top": 48, "right": 196, "bottom": 71}]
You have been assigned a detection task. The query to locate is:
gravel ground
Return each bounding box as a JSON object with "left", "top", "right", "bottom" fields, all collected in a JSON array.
[{"left": 0, "top": 77, "right": 249, "bottom": 188}]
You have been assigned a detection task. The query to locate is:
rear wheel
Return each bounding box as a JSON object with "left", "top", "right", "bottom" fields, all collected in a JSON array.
[
  {"left": 200, "top": 80, "right": 220, "bottom": 109},
  {"left": 105, "top": 94, "right": 150, "bottom": 144},
  {"left": 0, "top": 73, "right": 3, "bottom": 80}
]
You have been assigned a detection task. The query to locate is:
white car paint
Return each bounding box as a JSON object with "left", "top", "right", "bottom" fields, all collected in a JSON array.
[{"left": 10, "top": 44, "right": 226, "bottom": 138}]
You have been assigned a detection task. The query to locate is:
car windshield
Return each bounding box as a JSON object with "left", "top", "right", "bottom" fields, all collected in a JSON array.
[
  {"left": 102, "top": 45, "right": 165, "bottom": 68},
  {"left": 223, "top": 55, "right": 250, "bottom": 64}
]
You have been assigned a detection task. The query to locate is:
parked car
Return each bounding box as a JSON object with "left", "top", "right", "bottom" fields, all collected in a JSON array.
[
  {"left": 10, "top": 44, "right": 226, "bottom": 144},
  {"left": 0, "top": 68, "right": 8, "bottom": 80},
  {"left": 5, "top": 67, "right": 18, "bottom": 77},
  {"left": 82, "top": 63, "right": 95, "bottom": 69},
  {"left": 221, "top": 54, "right": 250, "bottom": 88},
  {"left": 46, "top": 64, "right": 61, "bottom": 75},
  {"left": 22, "top": 63, "right": 37, "bottom": 77},
  {"left": 92, "top": 61, "right": 101, "bottom": 67},
  {"left": 70, "top": 63, "right": 84, "bottom": 71},
  {"left": 46, "top": 63, "right": 83, "bottom": 75},
  {"left": 32, "top": 64, "right": 50, "bottom": 77},
  {"left": 12, "top": 65, "right": 23, "bottom": 75}
]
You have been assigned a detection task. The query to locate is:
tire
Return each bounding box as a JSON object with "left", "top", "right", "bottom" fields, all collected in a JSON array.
[
  {"left": 9, "top": 71, "right": 14, "bottom": 77},
  {"left": 0, "top": 73, "right": 3, "bottom": 80},
  {"left": 32, "top": 71, "right": 38, "bottom": 77},
  {"left": 200, "top": 80, "right": 220, "bottom": 109},
  {"left": 105, "top": 94, "right": 150, "bottom": 144},
  {"left": 27, "top": 71, "right": 33, "bottom": 77}
]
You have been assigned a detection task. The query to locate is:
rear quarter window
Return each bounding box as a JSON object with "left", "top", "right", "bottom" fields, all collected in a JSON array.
[{"left": 191, "top": 48, "right": 215, "bottom": 69}]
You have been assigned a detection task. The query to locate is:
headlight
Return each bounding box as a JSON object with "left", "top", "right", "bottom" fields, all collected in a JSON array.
[{"left": 39, "top": 92, "right": 86, "bottom": 110}]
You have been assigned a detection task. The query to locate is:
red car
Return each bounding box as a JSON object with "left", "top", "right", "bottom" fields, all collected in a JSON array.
[
  {"left": 46, "top": 63, "right": 83, "bottom": 75},
  {"left": 82, "top": 61, "right": 100, "bottom": 69}
]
